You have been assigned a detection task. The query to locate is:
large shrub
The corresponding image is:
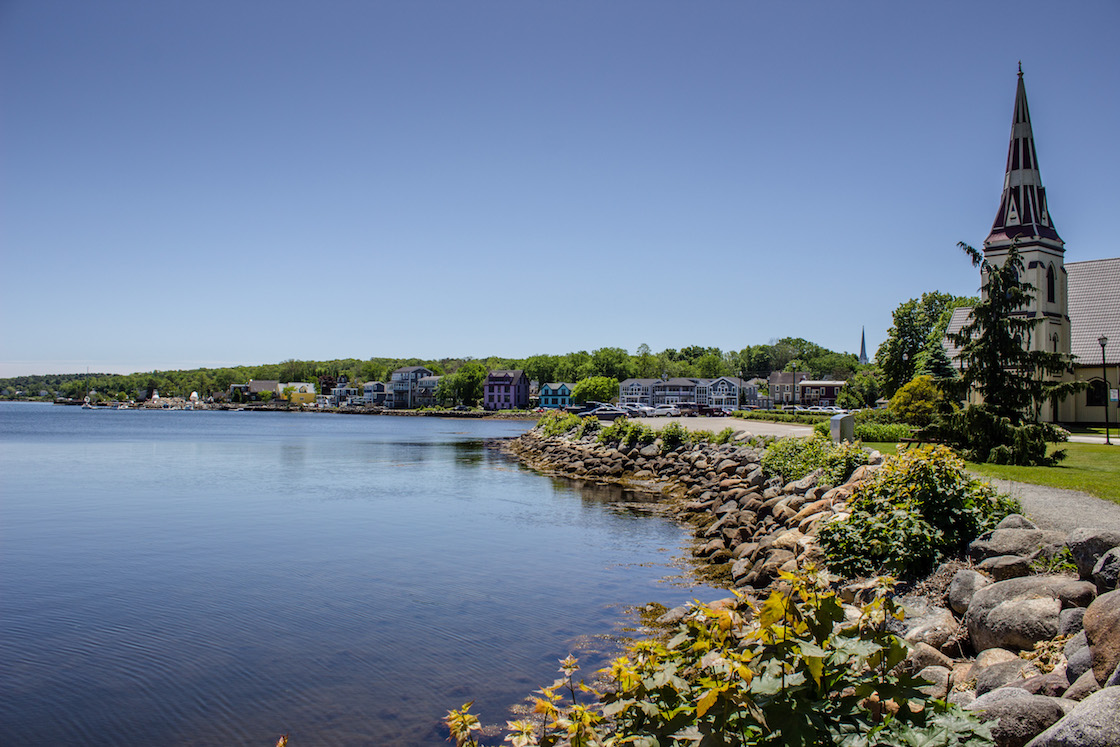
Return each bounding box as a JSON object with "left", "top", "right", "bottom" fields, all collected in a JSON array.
[
  {"left": 761, "top": 435, "right": 870, "bottom": 487},
  {"left": 818, "top": 445, "right": 1020, "bottom": 578},
  {"left": 446, "top": 568, "right": 995, "bottom": 747},
  {"left": 888, "top": 375, "right": 942, "bottom": 427}
]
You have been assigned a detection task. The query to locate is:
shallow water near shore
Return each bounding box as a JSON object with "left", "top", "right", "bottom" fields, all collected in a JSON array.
[{"left": 0, "top": 402, "right": 719, "bottom": 746}]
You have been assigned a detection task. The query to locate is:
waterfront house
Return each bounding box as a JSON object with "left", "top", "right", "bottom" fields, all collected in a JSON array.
[
  {"left": 618, "top": 378, "right": 659, "bottom": 405},
  {"left": 484, "top": 369, "right": 529, "bottom": 410},
  {"left": 797, "top": 380, "right": 846, "bottom": 407},
  {"left": 416, "top": 376, "right": 442, "bottom": 407},
  {"left": 651, "top": 378, "right": 699, "bottom": 406},
  {"left": 539, "top": 382, "right": 575, "bottom": 409},
  {"left": 330, "top": 383, "right": 362, "bottom": 406},
  {"left": 390, "top": 366, "right": 434, "bottom": 409},
  {"left": 362, "top": 381, "right": 389, "bottom": 406},
  {"left": 707, "top": 376, "right": 755, "bottom": 409}
]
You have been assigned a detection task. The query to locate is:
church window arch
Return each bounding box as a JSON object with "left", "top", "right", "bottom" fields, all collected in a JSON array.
[
  {"left": 1087, "top": 379, "right": 1108, "bottom": 408},
  {"left": 1046, "top": 264, "right": 1056, "bottom": 303}
]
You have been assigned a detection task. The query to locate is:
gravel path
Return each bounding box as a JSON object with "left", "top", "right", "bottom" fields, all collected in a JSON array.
[{"left": 974, "top": 477, "right": 1120, "bottom": 535}]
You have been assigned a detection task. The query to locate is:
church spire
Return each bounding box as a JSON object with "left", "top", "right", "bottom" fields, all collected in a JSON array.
[
  {"left": 859, "top": 327, "right": 868, "bottom": 365},
  {"left": 984, "top": 66, "right": 1063, "bottom": 252}
]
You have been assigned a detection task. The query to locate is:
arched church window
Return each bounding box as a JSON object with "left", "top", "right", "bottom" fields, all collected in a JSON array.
[
  {"left": 1047, "top": 264, "right": 1056, "bottom": 303},
  {"left": 1087, "top": 379, "right": 1107, "bottom": 407}
]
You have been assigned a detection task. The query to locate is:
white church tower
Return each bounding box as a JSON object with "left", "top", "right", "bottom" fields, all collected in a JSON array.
[{"left": 981, "top": 65, "right": 1071, "bottom": 356}]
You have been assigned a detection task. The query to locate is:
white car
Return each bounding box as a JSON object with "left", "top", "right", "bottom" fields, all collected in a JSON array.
[{"left": 651, "top": 404, "right": 681, "bottom": 417}]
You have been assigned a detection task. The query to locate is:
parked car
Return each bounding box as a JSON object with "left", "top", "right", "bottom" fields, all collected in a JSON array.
[
  {"left": 582, "top": 405, "right": 628, "bottom": 421},
  {"left": 619, "top": 403, "right": 653, "bottom": 417},
  {"left": 677, "top": 402, "right": 700, "bottom": 417},
  {"left": 651, "top": 404, "right": 681, "bottom": 417},
  {"left": 698, "top": 404, "right": 733, "bottom": 417}
]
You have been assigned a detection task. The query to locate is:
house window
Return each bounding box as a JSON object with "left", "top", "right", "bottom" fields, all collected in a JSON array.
[{"left": 1087, "top": 380, "right": 1107, "bottom": 407}]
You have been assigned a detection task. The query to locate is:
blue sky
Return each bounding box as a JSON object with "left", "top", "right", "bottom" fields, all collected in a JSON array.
[{"left": 2, "top": 1, "right": 1117, "bottom": 377}]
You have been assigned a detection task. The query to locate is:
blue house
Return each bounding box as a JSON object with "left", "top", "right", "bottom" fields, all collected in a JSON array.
[{"left": 539, "top": 382, "right": 575, "bottom": 409}]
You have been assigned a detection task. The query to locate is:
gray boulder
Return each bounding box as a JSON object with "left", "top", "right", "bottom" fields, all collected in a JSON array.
[
  {"left": 997, "top": 514, "right": 1039, "bottom": 530},
  {"left": 967, "top": 689, "right": 1066, "bottom": 747},
  {"left": 1091, "top": 547, "right": 1120, "bottom": 593},
  {"left": 979, "top": 555, "right": 1034, "bottom": 581},
  {"left": 970, "top": 529, "right": 1066, "bottom": 563},
  {"left": 1066, "top": 646, "right": 1093, "bottom": 684},
  {"left": 1023, "top": 686, "right": 1120, "bottom": 747},
  {"left": 1066, "top": 528, "right": 1120, "bottom": 579},
  {"left": 966, "top": 576, "right": 1096, "bottom": 652},
  {"left": 1058, "top": 607, "right": 1085, "bottom": 636},
  {"left": 975, "top": 659, "right": 1042, "bottom": 696},
  {"left": 887, "top": 597, "right": 958, "bottom": 650},
  {"left": 950, "top": 569, "right": 994, "bottom": 615}
]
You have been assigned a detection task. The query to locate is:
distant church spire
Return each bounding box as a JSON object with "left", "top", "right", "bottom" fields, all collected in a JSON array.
[
  {"left": 984, "top": 66, "right": 1063, "bottom": 254},
  {"left": 859, "top": 327, "right": 868, "bottom": 365}
]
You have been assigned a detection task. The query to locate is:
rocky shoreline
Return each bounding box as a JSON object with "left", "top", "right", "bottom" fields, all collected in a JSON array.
[{"left": 508, "top": 422, "right": 1120, "bottom": 747}]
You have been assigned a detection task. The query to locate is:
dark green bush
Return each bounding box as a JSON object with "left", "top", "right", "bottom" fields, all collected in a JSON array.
[
  {"left": 818, "top": 445, "right": 1021, "bottom": 579},
  {"left": 921, "top": 406, "right": 1068, "bottom": 466}
]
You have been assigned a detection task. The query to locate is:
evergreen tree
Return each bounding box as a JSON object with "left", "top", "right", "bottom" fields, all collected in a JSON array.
[{"left": 926, "top": 241, "right": 1084, "bottom": 465}]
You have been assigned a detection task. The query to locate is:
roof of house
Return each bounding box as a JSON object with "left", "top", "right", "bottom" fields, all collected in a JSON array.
[
  {"left": 1068, "top": 257, "right": 1120, "bottom": 365},
  {"left": 655, "top": 378, "right": 700, "bottom": 387},
  {"left": 541, "top": 382, "right": 574, "bottom": 391},
  {"left": 798, "top": 380, "right": 847, "bottom": 387},
  {"left": 486, "top": 369, "right": 524, "bottom": 383},
  {"left": 618, "top": 378, "right": 660, "bottom": 387},
  {"left": 248, "top": 380, "right": 279, "bottom": 393}
]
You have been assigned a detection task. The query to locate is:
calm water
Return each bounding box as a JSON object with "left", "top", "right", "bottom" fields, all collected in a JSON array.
[{"left": 0, "top": 403, "right": 717, "bottom": 745}]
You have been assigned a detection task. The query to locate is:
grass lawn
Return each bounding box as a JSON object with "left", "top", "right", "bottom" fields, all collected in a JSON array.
[{"left": 865, "top": 441, "right": 1120, "bottom": 506}]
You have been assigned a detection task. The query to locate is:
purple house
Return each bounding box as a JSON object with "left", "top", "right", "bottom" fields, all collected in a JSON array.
[{"left": 483, "top": 369, "right": 529, "bottom": 411}]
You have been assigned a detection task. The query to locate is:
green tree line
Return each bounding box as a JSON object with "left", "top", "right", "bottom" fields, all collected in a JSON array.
[{"left": 1, "top": 338, "right": 863, "bottom": 403}]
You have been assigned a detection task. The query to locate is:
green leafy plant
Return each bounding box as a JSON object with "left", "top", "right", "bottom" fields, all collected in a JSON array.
[
  {"left": 659, "top": 421, "right": 691, "bottom": 453},
  {"left": 446, "top": 568, "right": 995, "bottom": 746},
  {"left": 818, "top": 445, "right": 1021, "bottom": 578},
  {"left": 539, "top": 410, "right": 583, "bottom": 437},
  {"left": 575, "top": 415, "right": 601, "bottom": 439},
  {"left": 761, "top": 435, "right": 870, "bottom": 486}
]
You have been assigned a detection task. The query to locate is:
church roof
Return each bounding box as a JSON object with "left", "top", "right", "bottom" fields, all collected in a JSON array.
[
  {"left": 984, "top": 67, "right": 1063, "bottom": 250},
  {"left": 1067, "top": 258, "right": 1120, "bottom": 366}
]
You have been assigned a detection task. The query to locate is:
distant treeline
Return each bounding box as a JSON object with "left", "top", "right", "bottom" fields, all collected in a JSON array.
[{"left": 1, "top": 338, "right": 863, "bottom": 402}]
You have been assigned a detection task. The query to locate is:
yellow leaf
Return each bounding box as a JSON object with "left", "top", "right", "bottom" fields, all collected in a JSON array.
[
  {"left": 805, "top": 656, "right": 823, "bottom": 687},
  {"left": 696, "top": 688, "right": 720, "bottom": 717}
]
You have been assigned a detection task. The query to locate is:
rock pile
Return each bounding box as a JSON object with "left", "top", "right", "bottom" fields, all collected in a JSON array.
[
  {"left": 508, "top": 423, "right": 1120, "bottom": 747},
  {"left": 510, "top": 425, "right": 881, "bottom": 591}
]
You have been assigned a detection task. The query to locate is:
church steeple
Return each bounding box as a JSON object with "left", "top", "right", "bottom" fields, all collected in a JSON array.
[
  {"left": 984, "top": 64, "right": 1064, "bottom": 254},
  {"left": 859, "top": 327, "right": 868, "bottom": 365},
  {"left": 980, "top": 66, "right": 1070, "bottom": 359}
]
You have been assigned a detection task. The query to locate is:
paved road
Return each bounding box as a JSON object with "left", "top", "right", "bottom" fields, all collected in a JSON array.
[{"left": 629, "top": 416, "right": 813, "bottom": 438}]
